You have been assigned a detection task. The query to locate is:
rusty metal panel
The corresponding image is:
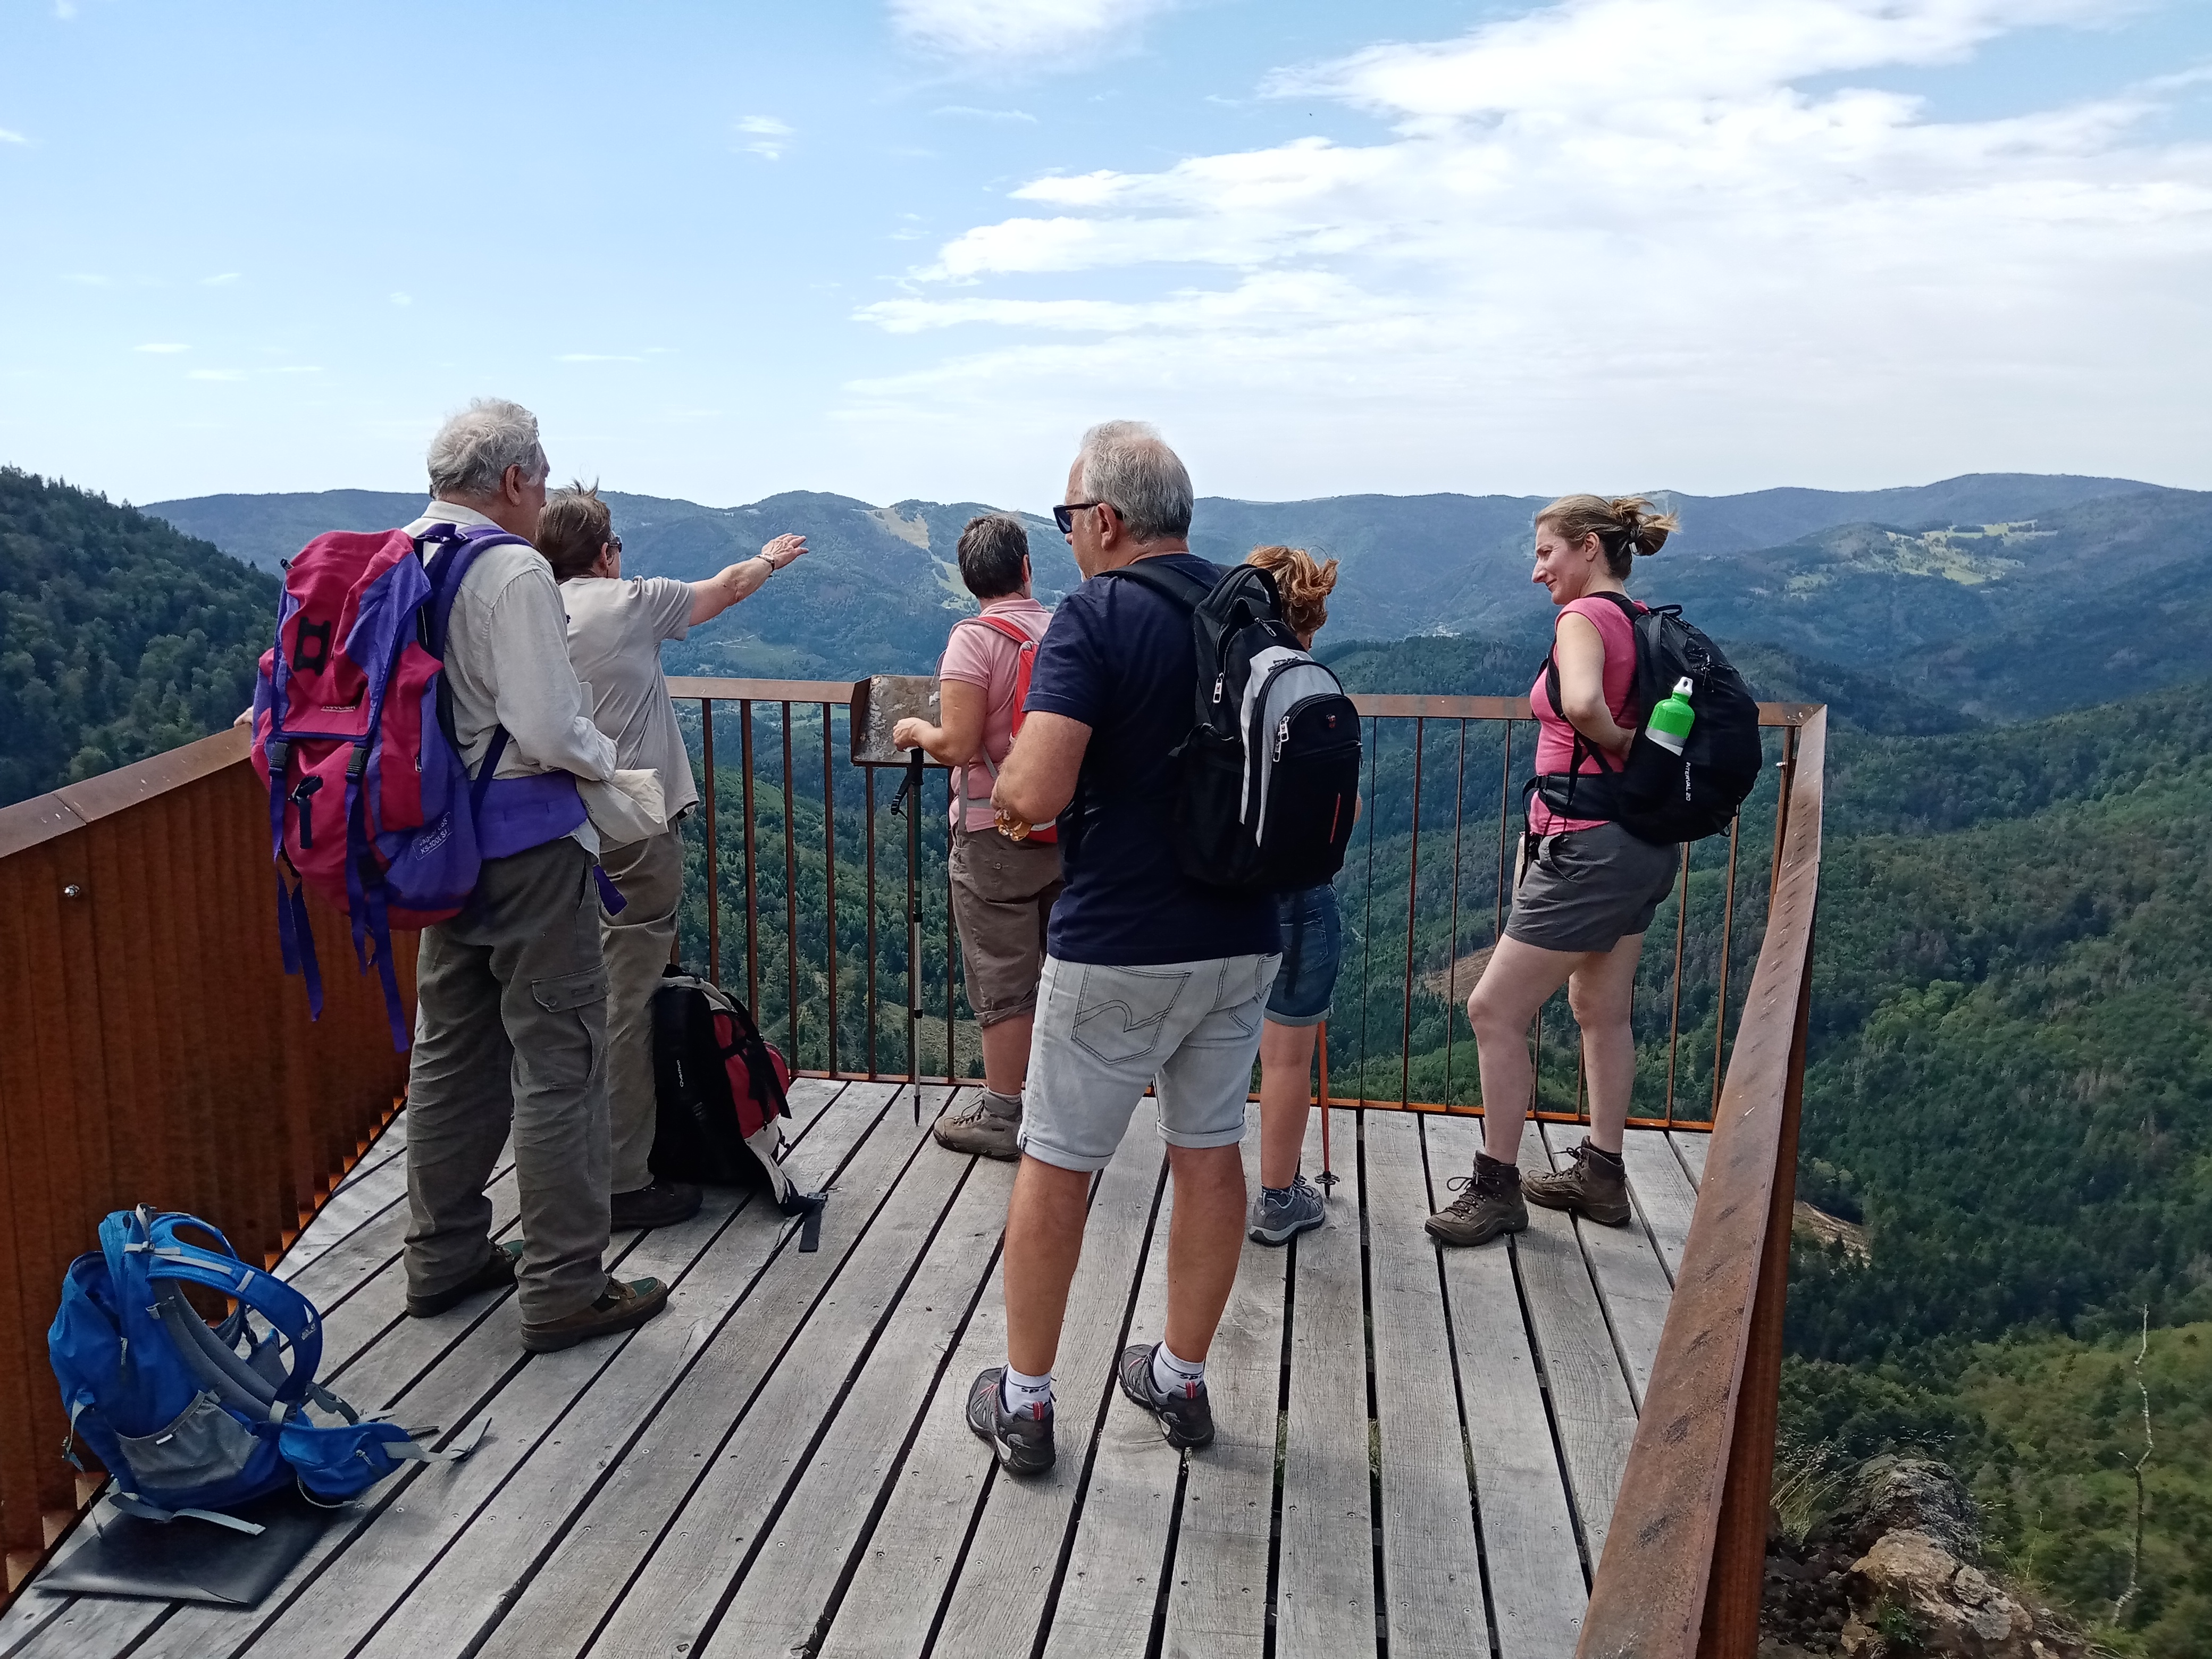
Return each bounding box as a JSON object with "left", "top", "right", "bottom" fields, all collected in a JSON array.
[
  {"left": 1575, "top": 708, "right": 1826, "bottom": 1659},
  {"left": 667, "top": 674, "right": 854, "bottom": 705}
]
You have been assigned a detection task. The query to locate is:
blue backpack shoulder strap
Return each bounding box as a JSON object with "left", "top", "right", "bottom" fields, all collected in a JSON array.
[{"left": 139, "top": 1211, "right": 329, "bottom": 1420}]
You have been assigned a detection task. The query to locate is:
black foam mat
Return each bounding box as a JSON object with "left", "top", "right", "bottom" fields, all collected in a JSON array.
[{"left": 35, "top": 1486, "right": 339, "bottom": 1607}]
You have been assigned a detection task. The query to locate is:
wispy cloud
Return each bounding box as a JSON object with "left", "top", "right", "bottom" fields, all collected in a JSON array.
[
  {"left": 135, "top": 342, "right": 189, "bottom": 354},
  {"left": 53, "top": 0, "right": 76, "bottom": 18},
  {"left": 554, "top": 353, "right": 643, "bottom": 363},
  {"left": 389, "top": 291, "right": 412, "bottom": 306},
  {"left": 852, "top": 0, "right": 2212, "bottom": 490},
  {"left": 931, "top": 105, "right": 1039, "bottom": 123},
  {"left": 738, "top": 114, "right": 793, "bottom": 160},
  {"left": 187, "top": 368, "right": 246, "bottom": 382},
  {"left": 890, "top": 0, "right": 1178, "bottom": 65},
  {"left": 0, "top": 128, "right": 27, "bottom": 145},
  {"left": 200, "top": 272, "right": 240, "bottom": 286}
]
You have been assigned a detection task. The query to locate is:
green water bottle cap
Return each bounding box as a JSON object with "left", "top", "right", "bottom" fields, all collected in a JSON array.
[{"left": 1648, "top": 676, "right": 1695, "bottom": 751}]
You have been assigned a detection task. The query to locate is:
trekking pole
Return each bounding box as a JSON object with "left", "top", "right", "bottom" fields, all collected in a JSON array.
[
  {"left": 1317, "top": 1022, "right": 1336, "bottom": 1188},
  {"left": 903, "top": 747, "right": 925, "bottom": 1123}
]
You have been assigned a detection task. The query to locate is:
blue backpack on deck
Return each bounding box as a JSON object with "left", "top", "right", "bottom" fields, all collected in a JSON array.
[{"left": 48, "top": 1207, "right": 476, "bottom": 1534}]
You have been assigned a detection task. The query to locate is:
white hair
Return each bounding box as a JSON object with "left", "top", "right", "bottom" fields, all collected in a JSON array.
[
  {"left": 426, "top": 398, "right": 548, "bottom": 500},
  {"left": 1076, "top": 420, "right": 1193, "bottom": 541}
]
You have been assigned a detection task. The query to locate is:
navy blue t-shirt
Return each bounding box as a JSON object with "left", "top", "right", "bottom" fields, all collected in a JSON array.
[{"left": 1024, "top": 553, "right": 1280, "bottom": 967}]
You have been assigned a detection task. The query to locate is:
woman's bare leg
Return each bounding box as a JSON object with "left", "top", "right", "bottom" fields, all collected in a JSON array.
[
  {"left": 1467, "top": 936, "right": 1586, "bottom": 1164},
  {"left": 1257, "top": 1019, "right": 1320, "bottom": 1189},
  {"left": 1566, "top": 932, "right": 1646, "bottom": 1154}
]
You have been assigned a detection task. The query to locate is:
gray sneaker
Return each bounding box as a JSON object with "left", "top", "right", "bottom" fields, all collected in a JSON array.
[
  {"left": 1250, "top": 1173, "right": 1326, "bottom": 1246},
  {"left": 1118, "top": 1343, "right": 1214, "bottom": 1449},
  {"left": 934, "top": 1092, "right": 1021, "bottom": 1160},
  {"left": 966, "top": 1366, "right": 1056, "bottom": 1476},
  {"left": 1425, "top": 1153, "right": 1528, "bottom": 1247}
]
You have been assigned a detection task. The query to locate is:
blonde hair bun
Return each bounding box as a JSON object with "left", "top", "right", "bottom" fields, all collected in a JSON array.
[{"left": 1536, "top": 494, "right": 1681, "bottom": 576}]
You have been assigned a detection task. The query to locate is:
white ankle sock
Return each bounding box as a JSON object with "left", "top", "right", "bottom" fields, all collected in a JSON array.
[
  {"left": 1150, "top": 1342, "right": 1204, "bottom": 1399},
  {"left": 1001, "top": 1362, "right": 1053, "bottom": 1418}
]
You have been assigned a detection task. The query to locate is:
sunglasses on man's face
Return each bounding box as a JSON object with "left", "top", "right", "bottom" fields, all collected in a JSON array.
[{"left": 1052, "top": 501, "right": 1108, "bottom": 535}]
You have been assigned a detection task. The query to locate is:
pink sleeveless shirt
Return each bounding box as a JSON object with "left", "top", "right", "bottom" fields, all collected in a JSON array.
[{"left": 1527, "top": 594, "right": 1644, "bottom": 835}]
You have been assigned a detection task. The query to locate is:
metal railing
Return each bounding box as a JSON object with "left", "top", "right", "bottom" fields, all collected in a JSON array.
[
  {"left": 0, "top": 727, "right": 410, "bottom": 1598},
  {"left": 0, "top": 685, "right": 1825, "bottom": 1652}
]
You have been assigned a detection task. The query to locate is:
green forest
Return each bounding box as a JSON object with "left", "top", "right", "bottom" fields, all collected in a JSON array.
[{"left": 0, "top": 468, "right": 276, "bottom": 808}]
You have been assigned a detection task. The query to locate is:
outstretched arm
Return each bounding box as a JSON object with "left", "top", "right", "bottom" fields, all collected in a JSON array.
[{"left": 689, "top": 533, "right": 808, "bottom": 625}]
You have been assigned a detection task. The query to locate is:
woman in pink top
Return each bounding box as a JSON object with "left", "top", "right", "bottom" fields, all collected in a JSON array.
[
  {"left": 893, "top": 515, "right": 1061, "bottom": 1160},
  {"left": 1428, "top": 495, "right": 1681, "bottom": 1249}
]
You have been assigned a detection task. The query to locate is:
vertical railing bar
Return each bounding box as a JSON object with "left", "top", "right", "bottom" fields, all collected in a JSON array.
[
  {"left": 905, "top": 773, "right": 919, "bottom": 1083},
  {"left": 1494, "top": 722, "right": 1513, "bottom": 945},
  {"left": 945, "top": 809, "right": 956, "bottom": 1082},
  {"left": 865, "top": 767, "right": 878, "bottom": 1078},
  {"left": 822, "top": 703, "right": 838, "bottom": 1076},
  {"left": 700, "top": 699, "right": 719, "bottom": 987},
  {"left": 1358, "top": 714, "right": 1379, "bottom": 1100},
  {"left": 1400, "top": 716, "right": 1424, "bottom": 1106},
  {"left": 1444, "top": 718, "right": 1467, "bottom": 1108},
  {"left": 741, "top": 700, "right": 759, "bottom": 1015},
  {"left": 1709, "top": 811, "right": 1742, "bottom": 1119},
  {"left": 1769, "top": 724, "right": 1798, "bottom": 906},
  {"left": 1663, "top": 842, "right": 1690, "bottom": 1128},
  {"left": 782, "top": 703, "right": 799, "bottom": 1063}
]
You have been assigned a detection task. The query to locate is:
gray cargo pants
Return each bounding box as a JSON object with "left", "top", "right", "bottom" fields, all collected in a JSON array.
[
  {"left": 404, "top": 836, "right": 612, "bottom": 1325},
  {"left": 597, "top": 828, "right": 684, "bottom": 1194}
]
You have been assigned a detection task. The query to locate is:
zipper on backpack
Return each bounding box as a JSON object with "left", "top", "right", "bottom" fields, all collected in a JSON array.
[{"left": 1212, "top": 673, "right": 1225, "bottom": 704}]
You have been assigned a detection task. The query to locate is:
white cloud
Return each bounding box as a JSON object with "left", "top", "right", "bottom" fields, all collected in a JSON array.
[
  {"left": 0, "top": 128, "right": 27, "bottom": 145},
  {"left": 890, "top": 0, "right": 1177, "bottom": 64},
  {"left": 850, "top": 0, "right": 2212, "bottom": 493},
  {"left": 389, "top": 292, "right": 412, "bottom": 306},
  {"left": 931, "top": 105, "right": 1040, "bottom": 122},
  {"left": 135, "top": 342, "right": 189, "bottom": 354},
  {"left": 187, "top": 368, "right": 246, "bottom": 382},
  {"left": 200, "top": 272, "right": 240, "bottom": 286},
  {"left": 555, "top": 353, "right": 644, "bottom": 363},
  {"left": 738, "top": 114, "right": 794, "bottom": 159},
  {"left": 53, "top": 0, "right": 75, "bottom": 18}
]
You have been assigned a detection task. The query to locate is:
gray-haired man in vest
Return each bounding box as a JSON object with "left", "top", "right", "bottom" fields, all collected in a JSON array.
[{"left": 398, "top": 398, "right": 669, "bottom": 1353}]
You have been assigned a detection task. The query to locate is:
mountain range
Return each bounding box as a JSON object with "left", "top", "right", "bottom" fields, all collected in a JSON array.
[{"left": 145, "top": 472, "right": 2209, "bottom": 720}]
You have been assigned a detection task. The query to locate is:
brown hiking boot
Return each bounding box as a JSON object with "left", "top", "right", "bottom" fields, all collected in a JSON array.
[
  {"left": 1425, "top": 1154, "right": 1528, "bottom": 1246},
  {"left": 933, "top": 1090, "right": 1021, "bottom": 1160},
  {"left": 1523, "top": 1139, "right": 1633, "bottom": 1226},
  {"left": 406, "top": 1238, "right": 523, "bottom": 1318},
  {"left": 521, "top": 1274, "right": 670, "bottom": 1353}
]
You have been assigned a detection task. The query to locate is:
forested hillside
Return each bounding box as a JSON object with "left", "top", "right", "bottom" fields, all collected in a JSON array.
[{"left": 0, "top": 470, "right": 276, "bottom": 808}]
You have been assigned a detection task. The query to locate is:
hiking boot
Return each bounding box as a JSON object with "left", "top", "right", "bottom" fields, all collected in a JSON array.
[
  {"left": 933, "top": 1091, "right": 1021, "bottom": 1160},
  {"left": 1425, "top": 1154, "right": 1528, "bottom": 1247},
  {"left": 521, "top": 1275, "right": 670, "bottom": 1353},
  {"left": 1118, "top": 1342, "right": 1214, "bottom": 1449},
  {"left": 966, "top": 1366, "right": 1056, "bottom": 1476},
  {"left": 406, "top": 1238, "right": 523, "bottom": 1318},
  {"left": 610, "top": 1178, "right": 703, "bottom": 1230},
  {"left": 1523, "top": 1139, "right": 1633, "bottom": 1226},
  {"left": 1250, "top": 1172, "right": 1326, "bottom": 1247}
]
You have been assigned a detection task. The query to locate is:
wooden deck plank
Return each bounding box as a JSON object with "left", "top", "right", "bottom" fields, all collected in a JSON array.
[
  {"left": 1618, "top": 1128, "right": 1698, "bottom": 1283},
  {"left": 1422, "top": 1115, "right": 1587, "bottom": 1659},
  {"left": 280, "top": 1145, "right": 410, "bottom": 1282},
  {"left": 1668, "top": 1131, "right": 1708, "bottom": 1188},
  {"left": 1161, "top": 1107, "right": 1282, "bottom": 1659},
  {"left": 583, "top": 1092, "right": 974, "bottom": 1658},
  {"left": 1538, "top": 1124, "right": 1673, "bottom": 1410},
  {"left": 1276, "top": 1107, "right": 1376, "bottom": 1659},
  {"left": 879, "top": 1120, "right": 1166, "bottom": 1659},
  {"left": 1510, "top": 1122, "right": 1639, "bottom": 1576},
  {"left": 472, "top": 1085, "right": 941, "bottom": 1659},
  {"left": 284, "top": 1151, "right": 516, "bottom": 1321},
  {"left": 1040, "top": 1111, "right": 1183, "bottom": 1659},
  {"left": 1362, "top": 1110, "right": 1487, "bottom": 1658},
  {"left": 3, "top": 1593, "right": 166, "bottom": 1659},
  {"left": 333, "top": 1109, "right": 408, "bottom": 1194},
  {"left": 700, "top": 1148, "right": 1018, "bottom": 1658},
  {"left": 352, "top": 1080, "right": 883, "bottom": 1659}
]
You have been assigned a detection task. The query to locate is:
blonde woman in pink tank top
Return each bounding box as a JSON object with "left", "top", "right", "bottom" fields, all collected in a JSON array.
[{"left": 1426, "top": 496, "right": 1684, "bottom": 1249}]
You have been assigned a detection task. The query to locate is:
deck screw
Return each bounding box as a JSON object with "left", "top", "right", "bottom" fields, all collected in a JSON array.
[{"left": 62, "top": 883, "right": 83, "bottom": 899}]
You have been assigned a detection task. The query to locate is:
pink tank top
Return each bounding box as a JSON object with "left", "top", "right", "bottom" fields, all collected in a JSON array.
[{"left": 1527, "top": 594, "right": 1643, "bottom": 835}]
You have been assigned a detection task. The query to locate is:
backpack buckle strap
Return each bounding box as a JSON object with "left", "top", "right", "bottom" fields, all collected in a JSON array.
[
  {"left": 107, "top": 1492, "right": 267, "bottom": 1535},
  {"left": 389, "top": 1416, "right": 488, "bottom": 1463}
]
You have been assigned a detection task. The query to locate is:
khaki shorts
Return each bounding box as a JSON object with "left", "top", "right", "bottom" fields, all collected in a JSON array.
[
  {"left": 1506, "top": 822, "right": 1679, "bottom": 954},
  {"left": 949, "top": 819, "right": 1064, "bottom": 1027}
]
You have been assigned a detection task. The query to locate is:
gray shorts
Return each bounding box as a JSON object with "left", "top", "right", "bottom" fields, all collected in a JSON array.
[
  {"left": 1019, "top": 952, "right": 1281, "bottom": 1173},
  {"left": 1505, "top": 823, "right": 1679, "bottom": 954}
]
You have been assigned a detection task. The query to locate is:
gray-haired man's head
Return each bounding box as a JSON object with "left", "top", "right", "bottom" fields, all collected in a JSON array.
[
  {"left": 1062, "top": 420, "right": 1194, "bottom": 577},
  {"left": 427, "top": 398, "right": 550, "bottom": 539}
]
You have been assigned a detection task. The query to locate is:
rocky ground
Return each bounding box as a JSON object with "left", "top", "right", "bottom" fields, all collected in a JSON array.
[{"left": 1759, "top": 1456, "right": 2096, "bottom": 1659}]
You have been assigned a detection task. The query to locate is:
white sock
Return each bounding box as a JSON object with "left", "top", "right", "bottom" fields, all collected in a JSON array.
[
  {"left": 1001, "top": 1362, "right": 1053, "bottom": 1418},
  {"left": 1151, "top": 1342, "right": 1205, "bottom": 1399}
]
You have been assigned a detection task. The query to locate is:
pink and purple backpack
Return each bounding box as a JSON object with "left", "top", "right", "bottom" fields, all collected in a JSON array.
[{"left": 250, "top": 523, "right": 589, "bottom": 1049}]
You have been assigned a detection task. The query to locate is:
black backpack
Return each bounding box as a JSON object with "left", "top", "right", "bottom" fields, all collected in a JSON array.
[
  {"left": 649, "top": 968, "right": 827, "bottom": 1247},
  {"left": 1532, "top": 592, "right": 1764, "bottom": 845},
  {"left": 1110, "top": 560, "right": 1363, "bottom": 892}
]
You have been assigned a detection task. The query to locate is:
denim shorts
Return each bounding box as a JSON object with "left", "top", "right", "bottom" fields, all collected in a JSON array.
[
  {"left": 1018, "top": 953, "right": 1280, "bottom": 1172},
  {"left": 1266, "top": 883, "right": 1342, "bottom": 1028}
]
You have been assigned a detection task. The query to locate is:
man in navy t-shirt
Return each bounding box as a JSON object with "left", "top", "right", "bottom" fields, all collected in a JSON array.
[{"left": 960, "top": 421, "right": 1281, "bottom": 1478}]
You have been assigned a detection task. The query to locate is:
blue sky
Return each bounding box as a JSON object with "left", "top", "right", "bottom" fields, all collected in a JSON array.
[{"left": 3, "top": 0, "right": 2208, "bottom": 510}]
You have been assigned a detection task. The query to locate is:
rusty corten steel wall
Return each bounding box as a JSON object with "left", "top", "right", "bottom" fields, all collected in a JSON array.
[
  {"left": 0, "top": 729, "right": 411, "bottom": 1594},
  {"left": 1574, "top": 708, "right": 1826, "bottom": 1659}
]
